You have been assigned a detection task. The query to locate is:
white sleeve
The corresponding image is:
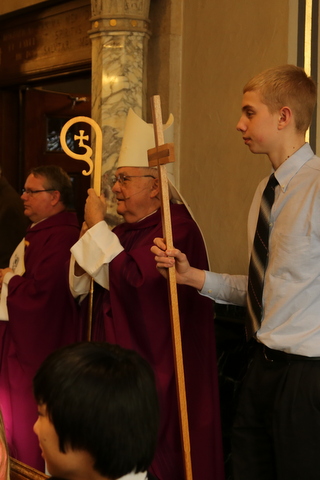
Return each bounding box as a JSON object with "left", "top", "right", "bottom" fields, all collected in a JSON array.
[
  {"left": 0, "top": 272, "right": 16, "bottom": 321},
  {"left": 200, "top": 270, "right": 247, "bottom": 306},
  {"left": 0, "top": 239, "right": 25, "bottom": 320},
  {"left": 70, "top": 221, "right": 124, "bottom": 291},
  {"left": 69, "top": 255, "right": 92, "bottom": 299}
]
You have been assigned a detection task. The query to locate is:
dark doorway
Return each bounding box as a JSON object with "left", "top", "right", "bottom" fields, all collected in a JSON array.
[{"left": 22, "top": 85, "right": 91, "bottom": 224}]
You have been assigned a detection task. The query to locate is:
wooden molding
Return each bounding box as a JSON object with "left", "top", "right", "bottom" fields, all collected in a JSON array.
[{"left": 0, "top": 0, "right": 91, "bottom": 86}]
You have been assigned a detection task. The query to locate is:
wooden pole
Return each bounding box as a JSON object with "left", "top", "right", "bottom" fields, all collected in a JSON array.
[
  {"left": 149, "top": 96, "right": 193, "bottom": 480},
  {"left": 60, "top": 116, "right": 102, "bottom": 341}
]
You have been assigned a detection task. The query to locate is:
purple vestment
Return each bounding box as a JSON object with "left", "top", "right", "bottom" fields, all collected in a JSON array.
[
  {"left": 90, "top": 204, "right": 225, "bottom": 480},
  {"left": 0, "top": 211, "right": 81, "bottom": 471}
]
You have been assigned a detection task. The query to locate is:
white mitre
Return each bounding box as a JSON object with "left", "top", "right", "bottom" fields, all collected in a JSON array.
[
  {"left": 117, "top": 108, "right": 185, "bottom": 207},
  {"left": 117, "top": 108, "right": 210, "bottom": 265}
]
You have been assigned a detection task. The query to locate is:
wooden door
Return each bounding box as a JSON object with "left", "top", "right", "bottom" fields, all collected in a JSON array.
[{"left": 23, "top": 87, "right": 91, "bottom": 224}]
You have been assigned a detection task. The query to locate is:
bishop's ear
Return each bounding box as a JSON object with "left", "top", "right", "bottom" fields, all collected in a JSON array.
[{"left": 150, "top": 177, "right": 160, "bottom": 198}]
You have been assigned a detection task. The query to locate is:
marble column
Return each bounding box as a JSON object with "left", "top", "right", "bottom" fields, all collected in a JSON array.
[{"left": 89, "top": 0, "right": 151, "bottom": 225}]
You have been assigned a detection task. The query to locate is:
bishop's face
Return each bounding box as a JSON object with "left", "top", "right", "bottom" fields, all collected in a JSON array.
[{"left": 112, "top": 167, "right": 159, "bottom": 223}]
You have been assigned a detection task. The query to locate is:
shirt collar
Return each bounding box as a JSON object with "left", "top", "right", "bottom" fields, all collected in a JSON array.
[{"left": 275, "top": 142, "right": 314, "bottom": 193}]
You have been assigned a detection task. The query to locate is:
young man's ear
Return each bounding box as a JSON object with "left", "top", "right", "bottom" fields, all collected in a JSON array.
[{"left": 278, "top": 106, "right": 292, "bottom": 129}]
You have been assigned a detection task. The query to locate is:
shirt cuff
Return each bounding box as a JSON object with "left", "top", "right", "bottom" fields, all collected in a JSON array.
[
  {"left": 200, "top": 271, "right": 247, "bottom": 306},
  {"left": 200, "top": 271, "right": 223, "bottom": 299},
  {"left": 69, "top": 255, "right": 91, "bottom": 299}
]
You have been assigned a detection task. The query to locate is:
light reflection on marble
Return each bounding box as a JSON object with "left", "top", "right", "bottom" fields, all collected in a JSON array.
[{"left": 91, "top": 24, "right": 149, "bottom": 226}]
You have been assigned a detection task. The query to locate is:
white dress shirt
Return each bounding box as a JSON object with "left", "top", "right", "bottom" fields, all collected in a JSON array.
[{"left": 201, "top": 143, "right": 320, "bottom": 356}]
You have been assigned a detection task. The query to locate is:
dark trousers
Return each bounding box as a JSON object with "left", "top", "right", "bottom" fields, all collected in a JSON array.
[{"left": 232, "top": 342, "right": 320, "bottom": 480}]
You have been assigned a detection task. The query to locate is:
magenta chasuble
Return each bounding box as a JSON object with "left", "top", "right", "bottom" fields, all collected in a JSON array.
[{"left": 0, "top": 211, "right": 81, "bottom": 470}]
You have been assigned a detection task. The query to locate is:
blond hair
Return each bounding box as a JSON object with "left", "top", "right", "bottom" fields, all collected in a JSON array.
[{"left": 244, "top": 64, "right": 317, "bottom": 133}]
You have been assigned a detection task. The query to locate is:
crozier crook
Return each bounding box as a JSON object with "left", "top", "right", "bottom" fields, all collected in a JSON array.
[
  {"left": 60, "top": 116, "right": 103, "bottom": 340},
  {"left": 60, "top": 116, "right": 102, "bottom": 196}
]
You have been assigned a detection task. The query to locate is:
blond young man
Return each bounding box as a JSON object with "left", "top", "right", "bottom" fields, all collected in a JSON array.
[{"left": 153, "top": 65, "right": 320, "bottom": 480}]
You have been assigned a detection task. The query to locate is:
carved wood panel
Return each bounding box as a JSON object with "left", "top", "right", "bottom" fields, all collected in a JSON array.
[{"left": 0, "top": 0, "right": 91, "bottom": 86}]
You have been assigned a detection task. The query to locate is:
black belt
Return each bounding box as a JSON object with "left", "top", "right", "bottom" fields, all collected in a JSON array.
[{"left": 260, "top": 343, "right": 320, "bottom": 362}]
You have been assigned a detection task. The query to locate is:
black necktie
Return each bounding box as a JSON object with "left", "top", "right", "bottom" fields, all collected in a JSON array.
[{"left": 246, "top": 173, "right": 278, "bottom": 339}]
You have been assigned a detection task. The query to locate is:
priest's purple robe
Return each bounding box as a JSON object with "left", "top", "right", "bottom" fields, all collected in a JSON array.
[
  {"left": 0, "top": 211, "right": 81, "bottom": 471},
  {"left": 91, "top": 204, "right": 225, "bottom": 480}
]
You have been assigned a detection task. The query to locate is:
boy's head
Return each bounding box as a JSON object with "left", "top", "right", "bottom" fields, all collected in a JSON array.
[
  {"left": 243, "top": 64, "right": 317, "bottom": 133},
  {"left": 33, "top": 342, "right": 159, "bottom": 480}
]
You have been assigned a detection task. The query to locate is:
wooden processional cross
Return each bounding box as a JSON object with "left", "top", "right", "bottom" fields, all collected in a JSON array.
[
  {"left": 148, "top": 95, "right": 193, "bottom": 480},
  {"left": 60, "top": 99, "right": 193, "bottom": 480}
]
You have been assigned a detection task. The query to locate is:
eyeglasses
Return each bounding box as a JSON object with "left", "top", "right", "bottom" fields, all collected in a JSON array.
[
  {"left": 110, "top": 174, "right": 155, "bottom": 186},
  {"left": 22, "top": 188, "right": 55, "bottom": 196}
]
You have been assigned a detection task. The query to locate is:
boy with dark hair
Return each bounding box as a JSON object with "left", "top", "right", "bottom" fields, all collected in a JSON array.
[
  {"left": 152, "top": 65, "right": 320, "bottom": 479},
  {"left": 33, "top": 342, "right": 159, "bottom": 480}
]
